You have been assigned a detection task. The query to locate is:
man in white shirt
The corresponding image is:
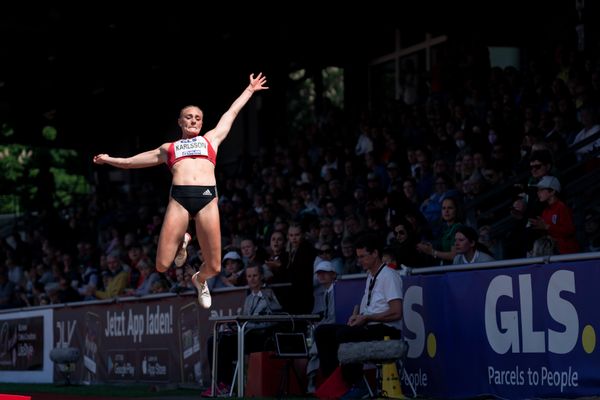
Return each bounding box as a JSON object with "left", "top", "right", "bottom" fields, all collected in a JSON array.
[{"left": 314, "top": 235, "right": 403, "bottom": 388}]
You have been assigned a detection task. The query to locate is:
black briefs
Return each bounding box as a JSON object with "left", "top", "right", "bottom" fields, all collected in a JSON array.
[{"left": 170, "top": 185, "right": 217, "bottom": 216}]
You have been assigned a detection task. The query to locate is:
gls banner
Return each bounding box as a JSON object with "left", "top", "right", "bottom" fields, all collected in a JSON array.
[{"left": 403, "top": 260, "right": 600, "bottom": 399}]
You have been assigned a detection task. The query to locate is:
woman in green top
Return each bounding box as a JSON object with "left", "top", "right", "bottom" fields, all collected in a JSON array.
[{"left": 417, "top": 197, "right": 463, "bottom": 265}]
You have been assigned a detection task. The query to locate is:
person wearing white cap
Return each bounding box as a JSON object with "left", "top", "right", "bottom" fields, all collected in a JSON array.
[
  {"left": 208, "top": 251, "right": 245, "bottom": 289},
  {"left": 533, "top": 175, "right": 561, "bottom": 193},
  {"left": 313, "top": 261, "right": 337, "bottom": 324},
  {"left": 528, "top": 176, "right": 580, "bottom": 254},
  {"left": 306, "top": 260, "right": 337, "bottom": 393}
]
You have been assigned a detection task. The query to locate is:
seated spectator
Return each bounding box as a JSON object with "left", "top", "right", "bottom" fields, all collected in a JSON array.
[
  {"left": 583, "top": 210, "right": 600, "bottom": 252},
  {"left": 528, "top": 236, "right": 559, "bottom": 257},
  {"left": 528, "top": 176, "right": 580, "bottom": 254},
  {"left": 419, "top": 173, "right": 459, "bottom": 226},
  {"left": 204, "top": 263, "right": 282, "bottom": 396},
  {"left": 572, "top": 107, "right": 600, "bottom": 162},
  {"left": 281, "top": 223, "right": 317, "bottom": 314},
  {"left": 502, "top": 197, "right": 532, "bottom": 259},
  {"left": 29, "top": 281, "right": 46, "bottom": 306},
  {"left": 264, "top": 231, "right": 289, "bottom": 283},
  {"left": 307, "top": 260, "right": 337, "bottom": 393},
  {"left": 125, "top": 243, "right": 149, "bottom": 289},
  {"left": 311, "top": 261, "right": 337, "bottom": 324},
  {"left": 521, "top": 150, "right": 555, "bottom": 219},
  {"left": 4, "top": 257, "right": 24, "bottom": 297},
  {"left": 125, "top": 260, "right": 160, "bottom": 296},
  {"left": 390, "top": 216, "right": 431, "bottom": 268},
  {"left": 57, "top": 275, "right": 82, "bottom": 303},
  {"left": 150, "top": 279, "right": 171, "bottom": 294},
  {"left": 78, "top": 263, "right": 99, "bottom": 301},
  {"left": 478, "top": 225, "right": 503, "bottom": 260},
  {"left": 240, "top": 237, "right": 266, "bottom": 268},
  {"left": 381, "top": 247, "right": 398, "bottom": 270},
  {"left": 339, "top": 238, "right": 360, "bottom": 275},
  {"left": 170, "top": 264, "right": 195, "bottom": 293},
  {"left": 452, "top": 225, "right": 495, "bottom": 265},
  {"left": 313, "top": 242, "right": 343, "bottom": 277},
  {"left": 88, "top": 253, "right": 130, "bottom": 299},
  {"left": 208, "top": 251, "right": 245, "bottom": 290},
  {"left": 240, "top": 237, "right": 272, "bottom": 281},
  {"left": 480, "top": 162, "right": 505, "bottom": 188},
  {"left": 0, "top": 267, "right": 17, "bottom": 309},
  {"left": 417, "top": 197, "right": 463, "bottom": 265},
  {"left": 35, "top": 262, "right": 55, "bottom": 286},
  {"left": 402, "top": 177, "right": 421, "bottom": 207},
  {"left": 60, "top": 253, "right": 82, "bottom": 291}
]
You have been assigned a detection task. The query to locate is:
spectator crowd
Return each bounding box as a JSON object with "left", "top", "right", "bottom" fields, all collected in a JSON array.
[{"left": 1, "top": 40, "right": 600, "bottom": 317}]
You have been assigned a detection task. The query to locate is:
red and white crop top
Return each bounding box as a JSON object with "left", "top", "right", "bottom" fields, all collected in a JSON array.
[{"left": 167, "top": 136, "right": 217, "bottom": 168}]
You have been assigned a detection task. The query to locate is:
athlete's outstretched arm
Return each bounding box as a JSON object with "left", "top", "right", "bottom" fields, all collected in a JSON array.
[
  {"left": 93, "top": 144, "right": 168, "bottom": 169},
  {"left": 204, "top": 72, "right": 268, "bottom": 148}
]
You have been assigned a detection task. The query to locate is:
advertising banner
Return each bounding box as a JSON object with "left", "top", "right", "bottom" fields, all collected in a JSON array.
[
  {"left": 53, "top": 289, "right": 244, "bottom": 386},
  {"left": 0, "top": 308, "right": 53, "bottom": 382},
  {"left": 0, "top": 316, "right": 44, "bottom": 371},
  {"left": 402, "top": 260, "right": 600, "bottom": 399}
]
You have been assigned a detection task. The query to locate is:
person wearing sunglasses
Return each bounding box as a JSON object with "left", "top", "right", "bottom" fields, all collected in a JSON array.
[
  {"left": 518, "top": 149, "right": 556, "bottom": 222},
  {"left": 389, "top": 216, "right": 429, "bottom": 268}
]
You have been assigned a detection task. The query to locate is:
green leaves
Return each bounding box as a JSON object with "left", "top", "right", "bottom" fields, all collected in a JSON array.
[{"left": 0, "top": 145, "right": 91, "bottom": 213}]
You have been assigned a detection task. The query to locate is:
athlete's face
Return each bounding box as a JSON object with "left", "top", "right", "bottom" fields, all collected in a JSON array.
[{"left": 179, "top": 107, "right": 203, "bottom": 137}]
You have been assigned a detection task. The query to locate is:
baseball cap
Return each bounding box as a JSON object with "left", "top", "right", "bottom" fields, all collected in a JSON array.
[
  {"left": 532, "top": 176, "right": 561, "bottom": 193},
  {"left": 315, "top": 261, "right": 335, "bottom": 273},
  {"left": 223, "top": 251, "right": 242, "bottom": 261}
]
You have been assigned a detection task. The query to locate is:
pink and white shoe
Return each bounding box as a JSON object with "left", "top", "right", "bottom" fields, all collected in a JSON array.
[{"left": 174, "top": 232, "right": 192, "bottom": 267}]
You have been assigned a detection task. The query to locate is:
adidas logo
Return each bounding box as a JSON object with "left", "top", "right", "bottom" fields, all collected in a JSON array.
[{"left": 202, "top": 189, "right": 212, "bottom": 196}]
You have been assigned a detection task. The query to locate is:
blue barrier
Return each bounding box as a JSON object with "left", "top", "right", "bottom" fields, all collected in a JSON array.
[{"left": 335, "top": 257, "right": 600, "bottom": 399}]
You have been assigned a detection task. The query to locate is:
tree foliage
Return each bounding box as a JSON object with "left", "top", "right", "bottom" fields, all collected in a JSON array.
[{"left": 0, "top": 144, "right": 91, "bottom": 214}]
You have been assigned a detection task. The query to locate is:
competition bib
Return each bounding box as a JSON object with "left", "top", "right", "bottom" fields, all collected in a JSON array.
[{"left": 173, "top": 136, "right": 209, "bottom": 159}]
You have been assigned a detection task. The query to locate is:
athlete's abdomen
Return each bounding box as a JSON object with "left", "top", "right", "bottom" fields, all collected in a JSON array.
[{"left": 171, "top": 158, "right": 216, "bottom": 186}]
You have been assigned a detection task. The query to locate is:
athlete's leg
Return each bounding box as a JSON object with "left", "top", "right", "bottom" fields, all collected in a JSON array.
[
  {"left": 156, "top": 198, "right": 190, "bottom": 273},
  {"left": 190, "top": 198, "right": 221, "bottom": 308},
  {"left": 192, "top": 198, "right": 222, "bottom": 281}
]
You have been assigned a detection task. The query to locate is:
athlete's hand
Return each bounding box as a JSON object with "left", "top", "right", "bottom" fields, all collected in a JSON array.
[
  {"left": 93, "top": 154, "right": 110, "bottom": 164},
  {"left": 248, "top": 72, "right": 268, "bottom": 92}
]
